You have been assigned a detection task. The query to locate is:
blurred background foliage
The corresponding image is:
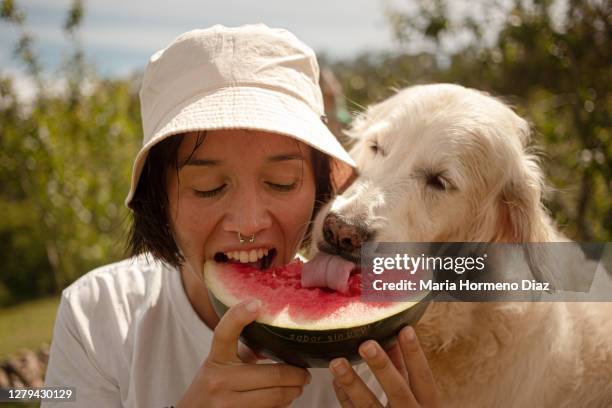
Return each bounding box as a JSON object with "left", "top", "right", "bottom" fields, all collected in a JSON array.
[
  {"left": 0, "top": 0, "right": 610, "bottom": 306},
  {"left": 1, "top": 0, "right": 141, "bottom": 305}
]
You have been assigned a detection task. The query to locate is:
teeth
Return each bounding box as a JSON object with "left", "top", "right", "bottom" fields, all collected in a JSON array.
[{"left": 224, "top": 249, "right": 270, "bottom": 264}]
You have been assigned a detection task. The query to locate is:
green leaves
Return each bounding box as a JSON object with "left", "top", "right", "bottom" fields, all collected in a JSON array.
[
  {"left": 1, "top": 0, "right": 25, "bottom": 23},
  {"left": 0, "top": 73, "right": 141, "bottom": 304},
  {"left": 64, "top": 0, "right": 83, "bottom": 34},
  {"left": 0, "top": 0, "right": 141, "bottom": 304}
]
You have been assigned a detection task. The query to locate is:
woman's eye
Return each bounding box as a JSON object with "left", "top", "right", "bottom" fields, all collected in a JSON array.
[
  {"left": 194, "top": 184, "right": 226, "bottom": 198},
  {"left": 266, "top": 181, "right": 297, "bottom": 192}
]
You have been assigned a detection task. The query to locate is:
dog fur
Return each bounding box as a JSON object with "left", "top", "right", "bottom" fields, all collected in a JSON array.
[{"left": 312, "top": 84, "right": 612, "bottom": 407}]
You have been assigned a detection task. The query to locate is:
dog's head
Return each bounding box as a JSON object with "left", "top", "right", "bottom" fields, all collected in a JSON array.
[{"left": 312, "top": 84, "right": 556, "bottom": 260}]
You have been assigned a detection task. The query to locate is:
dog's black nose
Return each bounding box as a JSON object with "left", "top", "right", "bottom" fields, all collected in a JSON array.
[{"left": 323, "top": 212, "right": 371, "bottom": 253}]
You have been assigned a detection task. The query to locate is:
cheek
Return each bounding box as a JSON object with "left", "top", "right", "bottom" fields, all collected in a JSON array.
[
  {"left": 169, "top": 195, "right": 216, "bottom": 259},
  {"left": 309, "top": 201, "right": 332, "bottom": 253},
  {"left": 276, "top": 181, "right": 316, "bottom": 242},
  {"left": 387, "top": 187, "right": 464, "bottom": 240},
  {"left": 295, "top": 183, "right": 317, "bottom": 224},
  {"left": 424, "top": 192, "right": 476, "bottom": 238}
]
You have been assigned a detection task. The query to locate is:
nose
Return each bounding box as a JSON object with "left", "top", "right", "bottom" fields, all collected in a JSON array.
[
  {"left": 323, "top": 212, "right": 371, "bottom": 253},
  {"left": 223, "top": 187, "right": 272, "bottom": 237}
]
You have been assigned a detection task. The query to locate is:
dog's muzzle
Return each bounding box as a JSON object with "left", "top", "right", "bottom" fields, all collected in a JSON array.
[{"left": 320, "top": 212, "right": 373, "bottom": 262}]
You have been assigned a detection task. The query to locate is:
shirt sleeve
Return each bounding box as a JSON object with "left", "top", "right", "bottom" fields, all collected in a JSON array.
[{"left": 42, "top": 293, "right": 122, "bottom": 407}]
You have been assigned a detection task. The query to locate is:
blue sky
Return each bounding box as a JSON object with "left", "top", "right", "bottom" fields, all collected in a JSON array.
[{"left": 1, "top": 0, "right": 402, "bottom": 77}]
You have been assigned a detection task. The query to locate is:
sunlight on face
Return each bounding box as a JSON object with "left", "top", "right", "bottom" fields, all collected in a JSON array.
[{"left": 166, "top": 129, "right": 316, "bottom": 276}]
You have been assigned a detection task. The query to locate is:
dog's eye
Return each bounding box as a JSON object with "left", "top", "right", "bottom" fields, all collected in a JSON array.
[
  {"left": 426, "top": 174, "right": 452, "bottom": 191},
  {"left": 369, "top": 142, "right": 384, "bottom": 156}
]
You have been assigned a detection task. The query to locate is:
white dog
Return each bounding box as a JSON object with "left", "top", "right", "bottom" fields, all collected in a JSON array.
[{"left": 311, "top": 84, "right": 612, "bottom": 407}]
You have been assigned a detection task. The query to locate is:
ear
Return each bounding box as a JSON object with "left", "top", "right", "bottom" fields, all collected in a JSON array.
[
  {"left": 495, "top": 117, "right": 553, "bottom": 243},
  {"left": 495, "top": 153, "right": 559, "bottom": 288},
  {"left": 497, "top": 171, "right": 542, "bottom": 243}
]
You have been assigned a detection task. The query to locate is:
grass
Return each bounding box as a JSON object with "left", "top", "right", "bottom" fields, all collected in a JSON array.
[{"left": 0, "top": 297, "right": 60, "bottom": 359}]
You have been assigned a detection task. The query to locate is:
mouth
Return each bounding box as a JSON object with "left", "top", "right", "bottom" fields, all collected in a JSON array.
[
  {"left": 213, "top": 248, "right": 278, "bottom": 270},
  {"left": 317, "top": 242, "right": 361, "bottom": 264}
]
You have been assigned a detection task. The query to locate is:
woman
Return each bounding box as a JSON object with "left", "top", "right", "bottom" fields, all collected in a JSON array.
[{"left": 43, "top": 24, "right": 439, "bottom": 407}]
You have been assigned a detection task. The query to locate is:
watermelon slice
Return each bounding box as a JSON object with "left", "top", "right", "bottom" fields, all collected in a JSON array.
[{"left": 204, "top": 258, "right": 429, "bottom": 367}]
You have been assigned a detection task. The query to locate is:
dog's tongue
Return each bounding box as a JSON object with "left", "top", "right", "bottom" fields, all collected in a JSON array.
[{"left": 301, "top": 252, "right": 356, "bottom": 294}]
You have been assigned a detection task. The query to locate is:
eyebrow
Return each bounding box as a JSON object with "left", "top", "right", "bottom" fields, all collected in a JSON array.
[
  {"left": 266, "top": 153, "right": 305, "bottom": 163},
  {"left": 183, "top": 152, "right": 305, "bottom": 166},
  {"left": 184, "top": 158, "right": 220, "bottom": 166}
]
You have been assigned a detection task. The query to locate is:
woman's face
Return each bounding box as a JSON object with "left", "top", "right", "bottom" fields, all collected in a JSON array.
[{"left": 166, "top": 129, "right": 316, "bottom": 276}]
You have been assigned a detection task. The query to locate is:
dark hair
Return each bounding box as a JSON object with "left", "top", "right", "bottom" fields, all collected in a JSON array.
[{"left": 127, "top": 132, "right": 333, "bottom": 267}]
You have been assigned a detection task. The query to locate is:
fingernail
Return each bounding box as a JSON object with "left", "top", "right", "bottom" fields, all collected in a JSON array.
[
  {"left": 245, "top": 299, "right": 261, "bottom": 313},
  {"left": 402, "top": 326, "right": 416, "bottom": 342},
  {"left": 361, "top": 342, "right": 377, "bottom": 359},
  {"left": 331, "top": 359, "right": 347, "bottom": 376}
]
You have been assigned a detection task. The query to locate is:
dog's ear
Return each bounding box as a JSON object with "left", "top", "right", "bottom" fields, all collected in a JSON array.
[
  {"left": 495, "top": 117, "right": 553, "bottom": 243},
  {"left": 497, "top": 172, "right": 542, "bottom": 242},
  {"left": 496, "top": 157, "right": 561, "bottom": 288},
  {"left": 495, "top": 129, "right": 560, "bottom": 287},
  {"left": 497, "top": 148, "right": 557, "bottom": 243}
]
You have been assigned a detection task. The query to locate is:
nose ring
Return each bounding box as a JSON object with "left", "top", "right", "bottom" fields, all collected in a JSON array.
[{"left": 238, "top": 232, "right": 256, "bottom": 244}]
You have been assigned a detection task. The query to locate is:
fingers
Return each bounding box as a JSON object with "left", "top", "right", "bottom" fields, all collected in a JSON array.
[
  {"left": 237, "top": 341, "right": 259, "bottom": 364},
  {"left": 332, "top": 379, "right": 355, "bottom": 408},
  {"left": 330, "top": 329, "right": 440, "bottom": 408},
  {"left": 358, "top": 340, "right": 418, "bottom": 407},
  {"left": 330, "top": 358, "right": 382, "bottom": 408},
  {"left": 399, "top": 326, "right": 440, "bottom": 406},
  {"left": 225, "top": 363, "right": 311, "bottom": 391},
  {"left": 209, "top": 299, "right": 260, "bottom": 363},
  {"left": 230, "top": 386, "right": 305, "bottom": 408},
  {"left": 386, "top": 341, "right": 409, "bottom": 381}
]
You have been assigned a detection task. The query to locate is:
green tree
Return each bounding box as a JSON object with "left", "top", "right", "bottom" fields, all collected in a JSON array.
[{"left": 0, "top": 0, "right": 141, "bottom": 304}]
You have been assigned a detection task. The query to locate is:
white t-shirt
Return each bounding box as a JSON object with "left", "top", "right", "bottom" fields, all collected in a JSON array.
[{"left": 43, "top": 255, "right": 385, "bottom": 407}]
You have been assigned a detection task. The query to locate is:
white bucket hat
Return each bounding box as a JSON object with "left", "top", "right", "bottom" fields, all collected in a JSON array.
[{"left": 125, "top": 24, "right": 356, "bottom": 208}]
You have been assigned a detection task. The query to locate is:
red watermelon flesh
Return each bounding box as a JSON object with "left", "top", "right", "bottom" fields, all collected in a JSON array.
[
  {"left": 205, "top": 258, "right": 427, "bottom": 330},
  {"left": 209, "top": 260, "right": 392, "bottom": 322}
]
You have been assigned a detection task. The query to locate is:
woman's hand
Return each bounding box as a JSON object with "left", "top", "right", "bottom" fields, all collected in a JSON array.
[
  {"left": 329, "top": 326, "right": 440, "bottom": 408},
  {"left": 177, "top": 300, "right": 311, "bottom": 408}
]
